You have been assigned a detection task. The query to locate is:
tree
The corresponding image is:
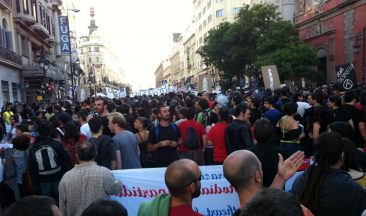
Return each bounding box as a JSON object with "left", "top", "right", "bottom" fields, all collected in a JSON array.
[{"left": 198, "top": 3, "right": 321, "bottom": 87}]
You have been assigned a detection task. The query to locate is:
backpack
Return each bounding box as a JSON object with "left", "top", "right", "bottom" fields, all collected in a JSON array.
[
  {"left": 33, "top": 143, "right": 62, "bottom": 176},
  {"left": 201, "top": 109, "right": 213, "bottom": 128},
  {"left": 184, "top": 126, "right": 200, "bottom": 150}
]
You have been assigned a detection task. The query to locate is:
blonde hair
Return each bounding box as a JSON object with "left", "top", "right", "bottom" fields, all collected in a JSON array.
[{"left": 109, "top": 112, "right": 126, "bottom": 129}]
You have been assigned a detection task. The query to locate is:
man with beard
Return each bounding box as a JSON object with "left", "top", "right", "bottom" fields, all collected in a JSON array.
[
  {"left": 94, "top": 97, "right": 112, "bottom": 137},
  {"left": 138, "top": 159, "right": 203, "bottom": 216},
  {"left": 148, "top": 105, "right": 179, "bottom": 167}
]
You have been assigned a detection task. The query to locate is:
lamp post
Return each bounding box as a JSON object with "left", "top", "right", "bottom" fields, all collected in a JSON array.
[{"left": 67, "top": 8, "right": 80, "bottom": 101}]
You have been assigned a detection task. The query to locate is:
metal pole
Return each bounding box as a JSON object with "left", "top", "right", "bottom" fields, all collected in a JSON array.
[
  {"left": 363, "top": 27, "right": 365, "bottom": 86},
  {"left": 67, "top": 15, "right": 74, "bottom": 101}
]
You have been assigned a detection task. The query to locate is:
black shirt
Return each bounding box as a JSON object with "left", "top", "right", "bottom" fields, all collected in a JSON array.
[
  {"left": 344, "top": 104, "right": 366, "bottom": 147},
  {"left": 329, "top": 107, "right": 350, "bottom": 123},
  {"left": 100, "top": 115, "right": 113, "bottom": 137},
  {"left": 148, "top": 124, "right": 180, "bottom": 167},
  {"left": 291, "top": 168, "right": 366, "bottom": 216},
  {"left": 89, "top": 135, "right": 116, "bottom": 169},
  {"left": 249, "top": 142, "right": 288, "bottom": 187}
]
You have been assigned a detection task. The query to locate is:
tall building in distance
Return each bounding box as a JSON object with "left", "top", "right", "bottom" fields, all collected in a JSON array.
[
  {"left": 250, "top": 0, "right": 295, "bottom": 21},
  {"left": 78, "top": 7, "right": 126, "bottom": 98}
]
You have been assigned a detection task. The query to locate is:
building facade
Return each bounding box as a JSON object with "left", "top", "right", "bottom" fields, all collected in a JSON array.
[
  {"left": 251, "top": 0, "right": 295, "bottom": 21},
  {"left": 78, "top": 7, "right": 126, "bottom": 98},
  {"left": 294, "top": 0, "right": 366, "bottom": 84}
]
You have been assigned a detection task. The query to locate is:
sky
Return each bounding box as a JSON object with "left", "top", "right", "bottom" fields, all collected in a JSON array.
[{"left": 70, "top": 0, "right": 194, "bottom": 90}]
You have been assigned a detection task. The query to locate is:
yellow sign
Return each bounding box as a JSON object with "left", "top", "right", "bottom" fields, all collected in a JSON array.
[{"left": 37, "top": 95, "right": 43, "bottom": 101}]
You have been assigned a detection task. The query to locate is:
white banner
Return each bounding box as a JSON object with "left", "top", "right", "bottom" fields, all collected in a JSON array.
[{"left": 111, "top": 165, "right": 239, "bottom": 216}]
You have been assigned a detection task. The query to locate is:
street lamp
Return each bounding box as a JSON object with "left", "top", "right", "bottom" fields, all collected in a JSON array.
[{"left": 67, "top": 7, "right": 80, "bottom": 101}]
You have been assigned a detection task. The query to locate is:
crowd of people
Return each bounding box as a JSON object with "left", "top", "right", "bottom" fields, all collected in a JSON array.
[{"left": 0, "top": 85, "right": 366, "bottom": 215}]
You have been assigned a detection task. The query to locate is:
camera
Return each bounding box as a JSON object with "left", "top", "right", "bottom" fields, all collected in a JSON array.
[{"left": 89, "top": 110, "right": 99, "bottom": 117}]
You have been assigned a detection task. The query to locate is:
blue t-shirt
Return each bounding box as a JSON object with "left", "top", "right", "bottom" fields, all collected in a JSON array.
[{"left": 264, "top": 109, "right": 281, "bottom": 127}]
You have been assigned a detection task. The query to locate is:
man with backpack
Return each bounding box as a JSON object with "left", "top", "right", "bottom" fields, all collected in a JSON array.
[
  {"left": 148, "top": 105, "right": 180, "bottom": 167},
  {"left": 177, "top": 108, "right": 206, "bottom": 165},
  {"left": 28, "top": 120, "right": 71, "bottom": 201},
  {"left": 196, "top": 99, "right": 216, "bottom": 129}
]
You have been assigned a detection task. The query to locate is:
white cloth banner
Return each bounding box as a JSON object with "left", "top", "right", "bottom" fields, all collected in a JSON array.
[{"left": 111, "top": 165, "right": 239, "bottom": 216}]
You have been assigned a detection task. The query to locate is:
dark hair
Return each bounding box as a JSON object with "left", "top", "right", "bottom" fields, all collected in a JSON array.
[
  {"left": 82, "top": 199, "right": 128, "bottom": 216},
  {"left": 329, "top": 121, "right": 354, "bottom": 140},
  {"left": 136, "top": 117, "right": 148, "bottom": 129},
  {"left": 107, "top": 103, "right": 116, "bottom": 113},
  {"left": 280, "top": 87, "right": 289, "bottom": 97},
  {"left": 235, "top": 103, "right": 248, "bottom": 117},
  {"left": 4, "top": 195, "right": 57, "bottom": 216},
  {"left": 240, "top": 188, "right": 303, "bottom": 216},
  {"left": 300, "top": 132, "right": 344, "bottom": 212},
  {"left": 37, "top": 120, "right": 52, "bottom": 137},
  {"left": 310, "top": 91, "right": 323, "bottom": 104},
  {"left": 232, "top": 95, "right": 242, "bottom": 106},
  {"left": 253, "top": 118, "right": 272, "bottom": 142},
  {"left": 198, "top": 99, "right": 209, "bottom": 110},
  {"left": 16, "top": 124, "right": 29, "bottom": 133},
  {"left": 218, "top": 107, "right": 229, "bottom": 122},
  {"left": 88, "top": 117, "right": 103, "bottom": 134},
  {"left": 342, "top": 138, "right": 361, "bottom": 171},
  {"left": 76, "top": 110, "right": 88, "bottom": 122},
  {"left": 343, "top": 90, "right": 357, "bottom": 103},
  {"left": 185, "top": 108, "right": 196, "bottom": 120},
  {"left": 63, "top": 122, "right": 80, "bottom": 140},
  {"left": 58, "top": 113, "right": 71, "bottom": 124},
  {"left": 250, "top": 97, "right": 260, "bottom": 108},
  {"left": 77, "top": 141, "right": 97, "bottom": 161},
  {"left": 10, "top": 115, "right": 18, "bottom": 123},
  {"left": 54, "top": 105, "right": 62, "bottom": 112},
  {"left": 283, "top": 102, "right": 298, "bottom": 116},
  {"left": 11, "top": 135, "right": 30, "bottom": 151},
  {"left": 263, "top": 96, "right": 275, "bottom": 106},
  {"left": 95, "top": 97, "right": 108, "bottom": 106},
  {"left": 178, "top": 107, "right": 189, "bottom": 118},
  {"left": 328, "top": 95, "right": 342, "bottom": 107},
  {"left": 116, "top": 104, "right": 131, "bottom": 115}
]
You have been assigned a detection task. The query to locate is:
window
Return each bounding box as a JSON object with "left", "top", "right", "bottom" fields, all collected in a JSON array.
[
  {"left": 80, "top": 49, "right": 83, "bottom": 54},
  {"left": 198, "top": 12, "right": 201, "bottom": 20},
  {"left": 23, "top": 0, "right": 29, "bottom": 14},
  {"left": 16, "top": 0, "right": 21, "bottom": 13},
  {"left": 216, "top": 0, "right": 223, "bottom": 3},
  {"left": 199, "top": 37, "right": 203, "bottom": 44},
  {"left": 89, "top": 47, "right": 92, "bottom": 52},
  {"left": 96, "top": 57, "right": 99, "bottom": 63},
  {"left": 208, "top": 15, "right": 212, "bottom": 23},
  {"left": 216, "top": 9, "right": 224, "bottom": 17},
  {"left": 202, "top": 6, "right": 206, "bottom": 15},
  {"left": 89, "top": 57, "right": 91, "bottom": 63},
  {"left": 207, "top": 0, "right": 211, "bottom": 9},
  {"left": 233, "top": 7, "right": 241, "bottom": 15},
  {"left": 31, "top": 0, "right": 37, "bottom": 22},
  {"left": 199, "top": 24, "right": 202, "bottom": 32},
  {"left": 12, "top": 82, "right": 18, "bottom": 102},
  {"left": 21, "top": 37, "right": 28, "bottom": 56},
  {"left": 203, "top": 20, "right": 207, "bottom": 28},
  {"left": 93, "top": 47, "right": 99, "bottom": 52},
  {"left": 2, "top": 80, "right": 9, "bottom": 104}
]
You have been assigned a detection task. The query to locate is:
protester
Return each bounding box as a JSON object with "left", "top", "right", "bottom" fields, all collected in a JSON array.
[
  {"left": 82, "top": 200, "right": 128, "bottom": 216},
  {"left": 4, "top": 195, "right": 62, "bottom": 216},
  {"left": 58, "top": 141, "right": 123, "bottom": 216},
  {"left": 94, "top": 97, "right": 112, "bottom": 136},
  {"left": 76, "top": 110, "right": 92, "bottom": 139},
  {"left": 138, "top": 159, "right": 203, "bottom": 216},
  {"left": 109, "top": 112, "right": 141, "bottom": 169}
]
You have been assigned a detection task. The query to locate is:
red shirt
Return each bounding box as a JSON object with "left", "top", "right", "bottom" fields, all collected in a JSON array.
[
  {"left": 178, "top": 119, "right": 206, "bottom": 152},
  {"left": 170, "top": 204, "right": 203, "bottom": 216},
  {"left": 207, "top": 122, "right": 228, "bottom": 162}
]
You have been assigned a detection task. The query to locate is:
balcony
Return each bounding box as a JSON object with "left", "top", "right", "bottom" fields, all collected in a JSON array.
[
  {"left": 0, "top": 47, "right": 22, "bottom": 68},
  {"left": 0, "top": 0, "right": 12, "bottom": 11},
  {"left": 32, "top": 23, "right": 50, "bottom": 39},
  {"left": 14, "top": 13, "right": 36, "bottom": 27}
]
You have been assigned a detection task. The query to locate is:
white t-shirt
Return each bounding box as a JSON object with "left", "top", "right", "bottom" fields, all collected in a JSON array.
[{"left": 80, "top": 123, "right": 92, "bottom": 138}]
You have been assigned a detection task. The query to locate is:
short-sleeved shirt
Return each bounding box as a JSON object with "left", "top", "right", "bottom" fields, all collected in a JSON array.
[
  {"left": 113, "top": 131, "right": 141, "bottom": 169},
  {"left": 178, "top": 119, "right": 206, "bottom": 152},
  {"left": 264, "top": 108, "right": 281, "bottom": 127},
  {"left": 148, "top": 124, "right": 180, "bottom": 167},
  {"left": 88, "top": 135, "right": 116, "bottom": 169},
  {"left": 344, "top": 104, "right": 366, "bottom": 146},
  {"left": 207, "top": 122, "right": 228, "bottom": 162}
]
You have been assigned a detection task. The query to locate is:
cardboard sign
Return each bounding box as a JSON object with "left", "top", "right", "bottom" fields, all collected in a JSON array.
[
  {"left": 335, "top": 63, "right": 357, "bottom": 91},
  {"left": 261, "top": 65, "right": 281, "bottom": 90}
]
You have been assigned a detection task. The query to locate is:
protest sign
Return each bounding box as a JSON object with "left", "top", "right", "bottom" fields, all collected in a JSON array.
[
  {"left": 335, "top": 63, "right": 357, "bottom": 91},
  {"left": 111, "top": 165, "right": 239, "bottom": 216},
  {"left": 261, "top": 65, "right": 281, "bottom": 90}
]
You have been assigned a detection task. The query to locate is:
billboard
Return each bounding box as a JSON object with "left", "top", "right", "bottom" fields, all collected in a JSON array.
[{"left": 59, "top": 16, "right": 70, "bottom": 54}]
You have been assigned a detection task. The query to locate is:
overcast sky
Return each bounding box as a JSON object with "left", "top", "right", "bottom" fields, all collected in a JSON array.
[{"left": 70, "top": 0, "right": 194, "bottom": 90}]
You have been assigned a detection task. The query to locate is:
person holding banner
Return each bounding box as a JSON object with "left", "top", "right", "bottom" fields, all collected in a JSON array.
[{"left": 138, "top": 159, "right": 203, "bottom": 216}]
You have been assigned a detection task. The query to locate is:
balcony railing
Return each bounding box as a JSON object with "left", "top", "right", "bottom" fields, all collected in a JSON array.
[{"left": 0, "top": 47, "right": 22, "bottom": 65}]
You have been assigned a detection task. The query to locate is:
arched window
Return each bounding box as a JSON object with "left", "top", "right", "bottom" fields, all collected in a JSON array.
[{"left": 2, "top": 19, "right": 13, "bottom": 50}]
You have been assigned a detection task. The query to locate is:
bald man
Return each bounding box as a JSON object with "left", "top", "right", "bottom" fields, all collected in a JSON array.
[
  {"left": 223, "top": 150, "right": 305, "bottom": 216},
  {"left": 138, "top": 159, "right": 203, "bottom": 216}
]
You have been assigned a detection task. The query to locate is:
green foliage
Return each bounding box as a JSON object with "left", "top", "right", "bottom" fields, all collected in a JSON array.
[{"left": 198, "top": 3, "right": 321, "bottom": 85}]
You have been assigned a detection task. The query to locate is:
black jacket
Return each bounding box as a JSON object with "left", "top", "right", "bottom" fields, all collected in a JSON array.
[{"left": 225, "top": 119, "right": 254, "bottom": 154}]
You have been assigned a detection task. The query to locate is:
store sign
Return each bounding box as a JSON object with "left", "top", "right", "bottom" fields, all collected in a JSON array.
[{"left": 59, "top": 16, "right": 70, "bottom": 54}]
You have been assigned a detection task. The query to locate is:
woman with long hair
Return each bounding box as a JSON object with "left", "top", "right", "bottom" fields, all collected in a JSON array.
[{"left": 291, "top": 132, "right": 366, "bottom": 216}]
